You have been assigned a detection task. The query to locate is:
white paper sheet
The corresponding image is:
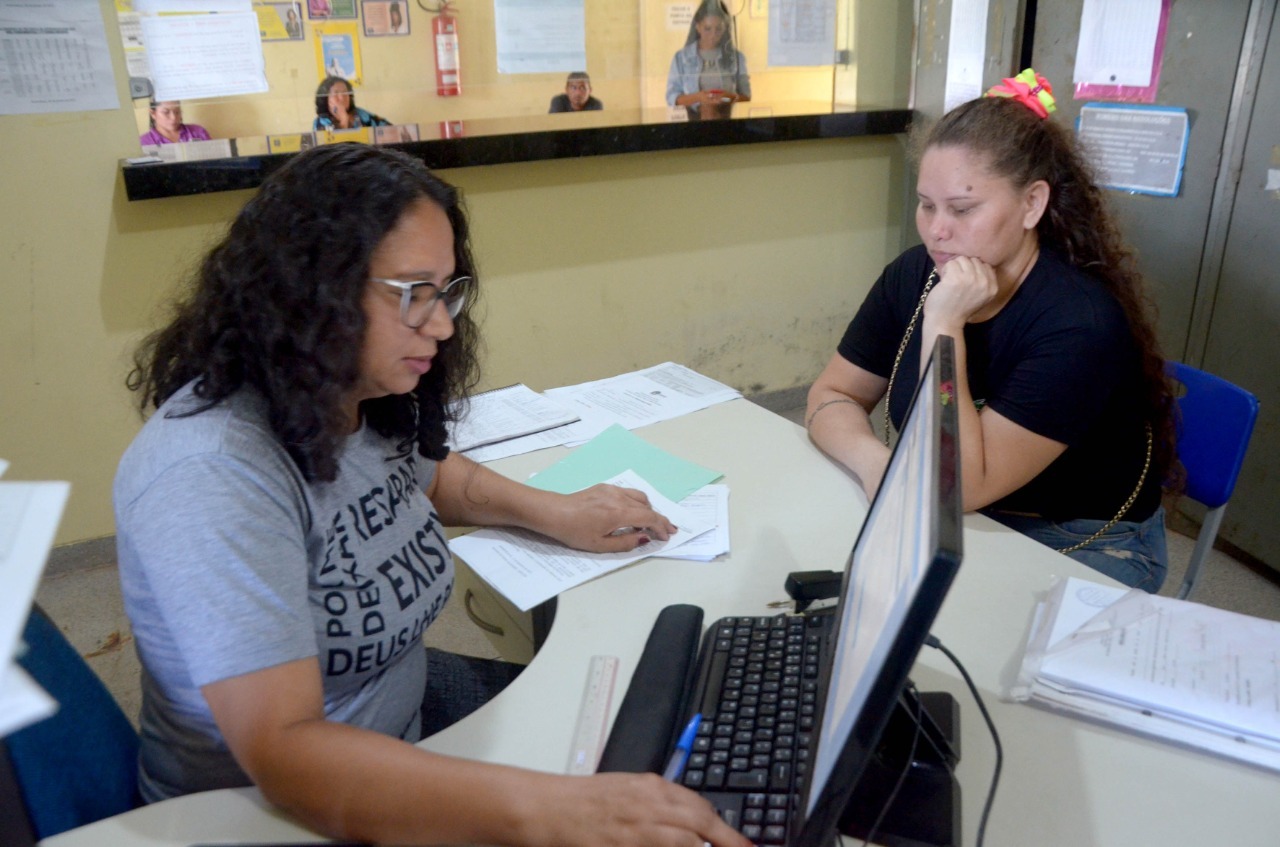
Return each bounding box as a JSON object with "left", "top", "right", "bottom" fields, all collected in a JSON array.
[
  {"left": 465, "top": 363, "right": 740, "bottom": 462},
  {"left": 447, "top": 384, "right": 580, "bottom": 453},
  {"left": 768, "top": 0, "right": 838, "bottom": 67},
  {"left": 450, "top": 470, "right": 713, "bottom": 611},
  {"left": 652, "top": 484, "right": 730, "bottom": 562},
  {"left": 942, "top": 0, "right": 989, "bottom": 111},
  {"left": 0, "top": 478, "right": 69, "bottom": 739},
  {"left": 1014, "top": 576, "right": 1280, "bottom": 771},
  {"left": 141, "top": 10, "right": 268, "bottom": 100},
  {"left": 1074, "top": 0, "right": 1161, "bottom": 87},
  {"left": 0, "top": 664, "right": 57, "bottom": 738},
  {"left": 0, "top": 0, "right": 119, "bottom": 116},
  {"left": 545, "top": 362, "right": 740, "bottom": 432},
  {"left": 493, "top": 0, "right": 585, "bottom": 74}
]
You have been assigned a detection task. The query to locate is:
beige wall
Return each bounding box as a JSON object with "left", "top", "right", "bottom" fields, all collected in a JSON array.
[{"left": 3, "top": 2, "right": 908, "bottom": 549}]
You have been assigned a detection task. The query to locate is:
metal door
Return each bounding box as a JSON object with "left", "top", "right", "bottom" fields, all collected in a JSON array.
[{"left": 1198, "top": 3, "right": 1280, "bottom": 567}]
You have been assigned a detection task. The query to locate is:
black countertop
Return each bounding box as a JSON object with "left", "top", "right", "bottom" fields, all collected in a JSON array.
[{"left": 121, "top": 106, "right": 915, "bottom": 201}]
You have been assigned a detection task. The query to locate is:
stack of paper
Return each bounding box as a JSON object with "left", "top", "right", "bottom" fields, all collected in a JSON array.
[
  {"left": 464, "top": 362, "right": 741, "bottom": 463},
  {"left": 451, "top": 426, "right": 731, "bottom": 610},
  {"left": 1013, "top": 576, "right": 1280, "bottom": 772},
  {"left": 446, "top": 383, "right": 579, "bottom": 452},
  {"left": 452, "top": 470, "right": 719, "bottom": 611},
  {"left": 0, "top": 466, "right": 69, "bottom": 738}
]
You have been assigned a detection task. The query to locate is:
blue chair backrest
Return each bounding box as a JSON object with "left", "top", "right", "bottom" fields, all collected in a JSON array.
[
  {"left": 6, "top": 605, "right": 141, "bottom": 840},
  {"left": 1167, "top": 362, "right": 1259, "bottom": 509}
]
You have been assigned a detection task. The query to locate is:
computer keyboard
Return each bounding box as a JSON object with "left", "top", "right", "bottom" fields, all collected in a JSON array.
[{"left": 682, "top": 614, "right": 828, "bottom": 844}]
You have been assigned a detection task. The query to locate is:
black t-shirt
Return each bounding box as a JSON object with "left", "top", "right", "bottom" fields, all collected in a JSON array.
[{"left": 838, "top": 244, "right": 1159, "bottom": 522}]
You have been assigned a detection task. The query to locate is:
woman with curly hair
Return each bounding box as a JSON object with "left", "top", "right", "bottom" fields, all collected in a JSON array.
[
  {"left": 313, "top": 75, "right": 389, "bottom": 131},
  {"left": 115, "top": 144, "right": 745, "bottom": 847},
  {"left": 807, "top": 72, "right": 1177, "bottom": 592}
]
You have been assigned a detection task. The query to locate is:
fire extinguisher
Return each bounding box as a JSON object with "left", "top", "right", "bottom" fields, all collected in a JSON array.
[{"left": 431, "top": 1, "right": 460, "bottom": 97}]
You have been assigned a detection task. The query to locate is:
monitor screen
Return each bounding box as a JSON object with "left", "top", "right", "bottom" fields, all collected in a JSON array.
[{"left": 798, "top": 334, "right": 963, "bottom": 842}]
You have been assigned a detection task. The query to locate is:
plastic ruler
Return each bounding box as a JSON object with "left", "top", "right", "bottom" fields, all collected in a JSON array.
[{"left": 565, "top": 654, "right": 620, "bottom": 775}]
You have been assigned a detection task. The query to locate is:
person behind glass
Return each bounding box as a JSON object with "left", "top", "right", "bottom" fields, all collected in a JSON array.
[
  {"left": 114, "top": 144, "right": 747, "bottom": 847},
  {"left": 549, "top": 71, "right": 602, "bottom": 113},
  {"left": 806, "top": 70, "right": 1178, "bottom": 592},
  {"left": 313, "top": 76, "right": 390, "bottom": 131},
  {"left": 665, "top": 0, "right": 750, "bottom": 119},
  {"left": 139, "top": 100, "right": 211, "bottom": 145}
]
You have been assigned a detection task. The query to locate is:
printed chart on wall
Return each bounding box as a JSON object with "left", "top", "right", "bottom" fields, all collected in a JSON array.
[{"left": 0, "top": 0, "right": 119, "bottom": 115}]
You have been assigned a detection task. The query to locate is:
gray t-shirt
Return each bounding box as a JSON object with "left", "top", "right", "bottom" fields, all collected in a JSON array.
[{"left": 115, "top": 383, "right": 453, "bottom": 802}]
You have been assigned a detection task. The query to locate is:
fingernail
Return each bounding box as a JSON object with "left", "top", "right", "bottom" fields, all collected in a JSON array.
[{"left": 637, "top": 535, "right": 651, "bottom": 546}]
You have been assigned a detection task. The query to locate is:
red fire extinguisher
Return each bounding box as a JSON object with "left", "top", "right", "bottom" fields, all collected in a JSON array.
[{"left": 431, "top": 2, "right": 460, "bottom": 97}]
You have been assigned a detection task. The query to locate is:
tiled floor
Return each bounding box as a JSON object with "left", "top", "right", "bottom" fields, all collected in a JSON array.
[{"left": 33, "top": 399, "right": 1280, "bottom": 727}]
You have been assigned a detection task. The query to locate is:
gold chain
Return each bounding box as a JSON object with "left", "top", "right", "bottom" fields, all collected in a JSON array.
[
  {"left": 882, "top": 266, "right": 1152, "bottom": 554},
  {"left": 1055, "top": 422, "right": 1152, "bottom": 554},
  {"left": 882, "top": 268, "right": 938, "bottom": 446}
]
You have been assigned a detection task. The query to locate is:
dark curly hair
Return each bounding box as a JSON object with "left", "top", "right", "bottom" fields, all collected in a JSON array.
[
  {"left": 127, "top": 144, "right": 481, "bottom": 483},
  {"left": 912, "top": 96, "right": 1178, "bottom": 489}
]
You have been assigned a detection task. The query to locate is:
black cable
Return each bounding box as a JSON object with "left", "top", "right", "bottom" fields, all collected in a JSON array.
[
  {"left": 859, "top": 681, "right": 924, "bottom": 847},
  {"left": 925, "top": 634, "right": 1002, "bottom": 847}
]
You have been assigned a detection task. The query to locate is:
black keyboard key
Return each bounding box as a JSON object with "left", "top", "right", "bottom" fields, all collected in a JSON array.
[{"left": 727, "top": 769, "right": 769, "bottom": 789}]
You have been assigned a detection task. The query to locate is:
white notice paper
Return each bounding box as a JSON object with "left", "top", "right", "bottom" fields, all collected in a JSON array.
[
  {"left": 768, "top": 0, "right": 838, "bottom": 67},
  {"left": 450, "top": 470, "right": 713, "bottom": 611},
  {"left": 494, "top": 0, "right": 585, "bottom": 74},
  {"left": 0, "top": 0, "right": 119, "bottom": 115},
  {"left": 141, "top": 10, "right": 268, "bottom": 100},
  {"left": 1074, "top": 0, "right": 1161, "bottom": 87}
]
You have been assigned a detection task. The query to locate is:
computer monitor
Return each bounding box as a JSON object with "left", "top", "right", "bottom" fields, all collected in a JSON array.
[{"left": 796, "top": 333, "right": 963, "bottom": 845}]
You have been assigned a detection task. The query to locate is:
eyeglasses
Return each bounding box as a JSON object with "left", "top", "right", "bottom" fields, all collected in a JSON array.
[{"left": 369, "top": 275, "right": 472, "bottom": 328}]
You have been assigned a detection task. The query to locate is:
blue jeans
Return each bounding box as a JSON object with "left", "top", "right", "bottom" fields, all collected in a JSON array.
[{"left": 983, "top": 507, "right": 1169, "bottom": 593}]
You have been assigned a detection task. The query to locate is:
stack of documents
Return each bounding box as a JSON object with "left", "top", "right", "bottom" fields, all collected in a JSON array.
[
  {"left": 446, "top": 383, "right": 580, "bottom": 453},
  {"left": 461, "top": 362, "right": 741, "bottom": 463},
  {"left": 450, "top": 427, "right": 731, "bottom": 611},
  {"left": 0, "top": 462, "right": 69, "bottom": 738},
  {"left": 1013, "top": 576, "right": 1280, "bottom": 772}
]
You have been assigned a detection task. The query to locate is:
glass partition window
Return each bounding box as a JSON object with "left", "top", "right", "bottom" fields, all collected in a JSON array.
[{"left": 121, "top": 0, "right": 887, "bottom": 159}]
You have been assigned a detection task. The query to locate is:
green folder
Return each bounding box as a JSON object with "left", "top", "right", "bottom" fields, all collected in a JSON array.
[{"left": 529, "top": 424, "right": 722, "bottom": 501}]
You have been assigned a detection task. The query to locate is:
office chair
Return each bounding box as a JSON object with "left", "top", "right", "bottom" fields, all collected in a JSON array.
[
  {"left": 5, "top": 604, "right": 141, "bottom": 840},
  {"left": 1167, "top": 362, "right": 1259, "bottom": 600}
]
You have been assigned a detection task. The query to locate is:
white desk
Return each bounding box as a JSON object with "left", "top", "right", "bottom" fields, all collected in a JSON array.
[{"left": 43, "top": 400, "right": 1280, "bottom": 846}]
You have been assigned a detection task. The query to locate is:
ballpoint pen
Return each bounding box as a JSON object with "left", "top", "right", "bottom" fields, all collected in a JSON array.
[{"left": 662, "top": 713, "right": 702, "bottom": 781}]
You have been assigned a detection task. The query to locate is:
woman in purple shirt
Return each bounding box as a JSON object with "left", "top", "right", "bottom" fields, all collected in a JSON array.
[{"left": 139, "top": 100, "right": 211, "bottom": 146}]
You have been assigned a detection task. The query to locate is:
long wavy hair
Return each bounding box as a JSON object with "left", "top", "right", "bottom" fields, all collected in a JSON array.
[
  {"left": 127, "top": 144, "right": 481, "bottom": 483},
  {"left": 315, "top": 75, "right": 357, "bottom": 121},
  {"left": 913, "top": 96, "right": 1178, "bottom": 486},
  {"left": 684, "top": 1, "right": 738, "bottom": 59}
]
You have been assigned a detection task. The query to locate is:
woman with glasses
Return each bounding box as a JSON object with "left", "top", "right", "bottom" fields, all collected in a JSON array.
[{"left": 115, "top": 145, "right": 744, "bottom": 847}]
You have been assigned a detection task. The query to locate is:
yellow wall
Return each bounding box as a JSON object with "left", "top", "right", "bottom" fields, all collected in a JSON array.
[{"left": 4, "top": 1, "right": 907, "bottom": 548}]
